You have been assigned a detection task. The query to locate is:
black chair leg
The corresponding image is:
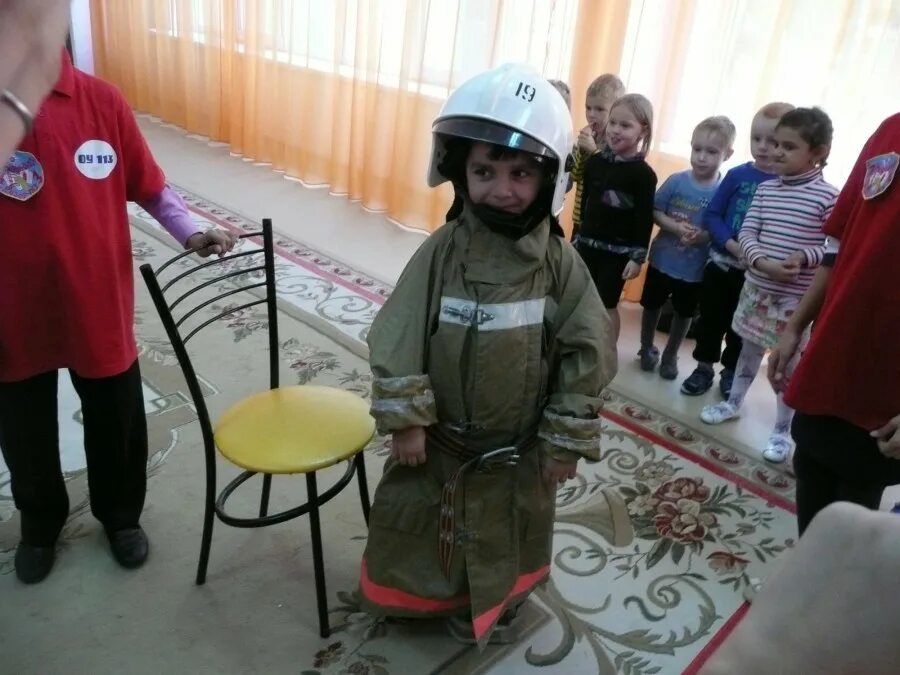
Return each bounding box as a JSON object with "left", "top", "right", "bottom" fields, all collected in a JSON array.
[
  {"left": 196, "top": 470, "right": 216, "bottom": 585},
  {"left": 259, "top": 473, "right": 272, "bottom": 517},
  {"left": 355, "top": 453, "right": 370, "bottom": 526},
  {"left": 306, "top": 471, "right": 330, "bottom": 638}
]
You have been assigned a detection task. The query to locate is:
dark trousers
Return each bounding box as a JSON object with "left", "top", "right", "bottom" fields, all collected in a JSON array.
[
  {"left": 0, "top": 360, "right": 147, "bottom": 546},
  {"left": 792, "top": 413, "right": 900, "bottom": 535},
  {"left": 692, "top": 262, "right": 745, "bottom": 372}
]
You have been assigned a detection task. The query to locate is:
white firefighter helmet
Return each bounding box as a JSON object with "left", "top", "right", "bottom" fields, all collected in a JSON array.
[{"left": 428, "top": 63, "right": 574, "bottom": 215}]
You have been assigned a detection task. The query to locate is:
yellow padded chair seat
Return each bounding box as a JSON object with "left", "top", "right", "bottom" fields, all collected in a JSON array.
[{"left": 214, "top": 385, "right": 375, "bottom": 474}]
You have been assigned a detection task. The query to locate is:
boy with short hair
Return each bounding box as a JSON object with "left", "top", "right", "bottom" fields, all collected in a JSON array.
[
  {"left": 569, "top": 73, "right": 625, "bottom": 239},
  {"left": 639, "top": 115, "right": 736, "bottom": 379}
]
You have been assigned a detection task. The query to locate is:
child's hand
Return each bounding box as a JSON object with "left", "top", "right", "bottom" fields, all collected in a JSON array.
[
  {"left": 543, "top": 457, "right": 578, "bottom": 485},
  {"left": 622, "top": 260, "right": 641, "bottom": 280},
  {"left": 773, "top": 262, "right": 800, "bottom": 283},
  {"left": 679, "top": 223, "right": 703, "bottom": 245},
  {"left": 758, "top": 259, "right": 799, "bottom": 283},
  {"left": 785, "top": 251, "right": 806, "bottom": 269},
  {"left": 577, "top": 126, "right": 598, "bottom": 154},
  {"left": 725, "top": 239, "right": 742, "bottom": 259},
  {"left": 684, "top": 229, "right": 709, "bottom": 247},
  {"left": 768, "top": 327, "right": 803, "bottom": 393},
  {"left": 391, "top": 426, "right": 426, "bottom": 467},
  {"left": 872, "top": 415, "right": 900, "bottom": 460},
  {"left": 676, "top": 221, "right": 695, "bottom": 240},
  {"left": 187, "top": 229, "right": 238, "bottom": 258}
]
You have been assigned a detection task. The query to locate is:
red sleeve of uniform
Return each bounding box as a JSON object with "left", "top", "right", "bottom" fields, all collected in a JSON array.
[
  {"left": 823, "top": 126, "right": 876, "bottom": 241},
  {"left": 113, "top": 90, "right": 166, "bottom": 203}
]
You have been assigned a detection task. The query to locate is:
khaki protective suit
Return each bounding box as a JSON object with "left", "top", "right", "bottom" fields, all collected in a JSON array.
[{"left": 360, "top": 205, "right": 617, "bottom": 645}]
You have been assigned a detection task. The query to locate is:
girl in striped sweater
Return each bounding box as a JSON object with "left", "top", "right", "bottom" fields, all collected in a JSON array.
[{"left": 700, "top": 108, "right": 839, "bottom": 463}]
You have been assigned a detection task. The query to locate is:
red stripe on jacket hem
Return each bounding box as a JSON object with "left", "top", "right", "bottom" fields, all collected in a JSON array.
[
  {"left": 471, "top": 565, "right": 551, "bottom": 641},
  {"left": 359, "top": 559, "right": 471, "bottom": 613}
]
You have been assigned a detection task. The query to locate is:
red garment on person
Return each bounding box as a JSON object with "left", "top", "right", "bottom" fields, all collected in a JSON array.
[
  {"left": 786, "top": 114, "right": 900, "bottom": 430},
  {"left": 0, "top": 53, "right": 165, "bottom": 382}
]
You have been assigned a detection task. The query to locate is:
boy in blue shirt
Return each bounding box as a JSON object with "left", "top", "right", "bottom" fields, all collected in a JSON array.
[
  {"left": 681, "top": 102, "right": 794, "bottom": 397},
  {"left": 639, "top": 116, "right": 735, "bottom": 379}
]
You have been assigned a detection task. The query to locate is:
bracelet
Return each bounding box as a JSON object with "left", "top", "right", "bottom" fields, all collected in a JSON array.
[{"left": 1, "top": 89, "right": 34, "bottom": 135}]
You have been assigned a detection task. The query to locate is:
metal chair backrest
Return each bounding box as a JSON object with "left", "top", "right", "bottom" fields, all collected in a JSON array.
[{"left": 139, "top": 218, "right": 280, "bottom": 449}]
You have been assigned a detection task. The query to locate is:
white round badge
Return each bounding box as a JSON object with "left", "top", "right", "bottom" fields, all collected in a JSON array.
[{"left": 73, "top": 140, "right": 118, "bottom": 180}]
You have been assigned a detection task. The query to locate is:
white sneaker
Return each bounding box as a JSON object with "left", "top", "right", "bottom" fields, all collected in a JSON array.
[
  {"left": 700, "top": 401, "right": 739, "bottom": 425},
  {"left": 763, "top": 433, "right": 793, "bottom": 463}
]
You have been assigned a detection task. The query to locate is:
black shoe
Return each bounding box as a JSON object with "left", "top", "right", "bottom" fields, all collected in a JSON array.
[
  {"left": 719, "top": 369, "right": 735, "bottom": 399},
  {"left": 107, "top": 526, "right": 149, "bottom": 569},
  {"left": 14, "top": 542, "right": 56, "bottom": 584},
  {"left": 639, "top": 347, "right": 660, "bottom": 372},
  {"left": 681, "top": 367, "right": 714, "bottom": 396},
  {"left": 659, "top": 359, "right": 679, "bottom": 381}
]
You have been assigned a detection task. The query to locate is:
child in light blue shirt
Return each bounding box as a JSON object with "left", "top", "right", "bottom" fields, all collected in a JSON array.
[{"left": 639, "top": 116, "right": 736, "bottom": 379}]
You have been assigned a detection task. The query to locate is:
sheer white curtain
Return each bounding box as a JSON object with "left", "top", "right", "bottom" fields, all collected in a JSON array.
[{"left": 619, "top": 0, "right": 900, "bottom": 185}]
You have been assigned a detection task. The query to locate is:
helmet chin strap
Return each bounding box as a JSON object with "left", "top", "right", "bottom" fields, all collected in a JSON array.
[{"left": 471, "top": 197, "right": 548, "bottom": 240}]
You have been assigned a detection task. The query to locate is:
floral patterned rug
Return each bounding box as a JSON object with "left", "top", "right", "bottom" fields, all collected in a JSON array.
[
  {"left": 303, "top": 398, "right": 795, "bottom": 675},
  {"left": 0, "top": 185, "right": 798, "bottom": 674}
]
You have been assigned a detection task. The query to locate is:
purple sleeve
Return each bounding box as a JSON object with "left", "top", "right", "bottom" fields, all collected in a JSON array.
[{"left": 137, "top": 185, "right": 200, "bottom": 247}]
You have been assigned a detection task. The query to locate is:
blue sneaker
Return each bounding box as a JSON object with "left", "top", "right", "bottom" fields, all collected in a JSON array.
[
  {"left": 681, "top": 366, "right": 714, "bottom": 396},
  {"left": 659, "top": 358, "right": 679, "bottom": 381}
]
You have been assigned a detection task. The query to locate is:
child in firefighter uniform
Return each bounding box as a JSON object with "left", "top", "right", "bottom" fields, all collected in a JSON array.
[{"left": 359, "top": 64, "right": 622, "bottom": 646}]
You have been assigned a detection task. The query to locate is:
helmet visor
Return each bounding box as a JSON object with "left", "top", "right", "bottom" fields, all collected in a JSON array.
[{"left": 433, "top": 117, "right": 555, "bottom": 160}]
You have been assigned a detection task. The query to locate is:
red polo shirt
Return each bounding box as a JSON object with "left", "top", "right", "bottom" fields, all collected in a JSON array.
[
  {"left": 786, "top": 114, "right": 900, "bottom": 430},
  {"left": 0, "top": 53, "right": 165, "bottom": 382}
]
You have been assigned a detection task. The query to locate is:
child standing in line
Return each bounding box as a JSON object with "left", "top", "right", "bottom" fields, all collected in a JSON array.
[
  {"left": 575, "top": 93, "right": 657, "bottom": 343},
  {"left": 569, "top": 74, "right": 626, "bottom": 240},
  {"left": 638, "top": 116, "right": 735, "bottom": 379},
  {"left": 681, "top": 102, "right": 795, "bottom": 398},
  {"left": 700, "top": 108, "right": 839, "bottom": 463}
]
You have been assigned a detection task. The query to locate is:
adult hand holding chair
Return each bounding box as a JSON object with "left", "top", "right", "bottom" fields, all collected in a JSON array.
[{"left": 140, "top": 219, "right": 373, "bottom": 638}]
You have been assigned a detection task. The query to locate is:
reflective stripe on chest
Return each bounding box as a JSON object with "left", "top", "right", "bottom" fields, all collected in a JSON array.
[{"left": 440, "top": 297, "right": 546, "bottom": 331}]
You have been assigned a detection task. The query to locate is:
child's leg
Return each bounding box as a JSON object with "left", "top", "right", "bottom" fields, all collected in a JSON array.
[
  {"left": 608, "top": 308, "right": 621, "bottom": 342},
  {"left": 691, "top": 264, "right": 731, "bottom": 369},
  {"left": 685, "top": 265, "right": 733, "bottom": 396},
  {"left": 639, "top": 266, "right": 671, "bottom": 366},
  {"left": 719, "top": 269, "right": 747, "bottom": 374},
  {"left": 586, "top": 250, "right": 629, "bottom": 346},
  {"left": 662, "top": 314, "right": 691, "bottom": 362},
  {"left": 640, "top": 307, "right": 661, "bottom": 353},
  {"left": 700, "top": 339, "right": 766, "bottom": 425},
  {"left": 728, "top": 340, "right": 766, "bottom": 409},
  {"left": 662, "top": 279, "right": 701, "bottom": 365}
]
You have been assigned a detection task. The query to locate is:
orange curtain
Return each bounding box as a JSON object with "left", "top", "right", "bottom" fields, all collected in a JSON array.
[{"left": 90, "top": 0, "right": 618, "bottom": 234}]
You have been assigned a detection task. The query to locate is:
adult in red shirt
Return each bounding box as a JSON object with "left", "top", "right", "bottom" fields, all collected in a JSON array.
[
  {"left": 0, "top": 52, "right": 235, "bottom": 583},
  {"left": 769, "top": 113, "right": 900, "bottom": 534}
]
